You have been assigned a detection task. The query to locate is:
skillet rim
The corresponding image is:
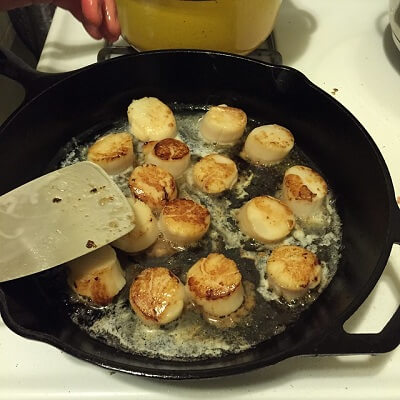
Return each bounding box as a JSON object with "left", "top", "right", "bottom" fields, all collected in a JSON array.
[{"left": 0, "top": 50, "right": 398, "bottom": 379}]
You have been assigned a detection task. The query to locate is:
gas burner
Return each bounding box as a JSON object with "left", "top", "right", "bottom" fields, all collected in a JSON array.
[{"left": 97, "top": 34, "right": 282, "bottom": 65}]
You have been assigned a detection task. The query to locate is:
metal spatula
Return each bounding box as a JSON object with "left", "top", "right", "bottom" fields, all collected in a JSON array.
[{"left": 0, "top": 161, "right": 134, "bottom": 283}]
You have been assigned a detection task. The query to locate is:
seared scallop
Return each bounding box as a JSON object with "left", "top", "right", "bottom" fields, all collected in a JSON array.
[
  {"left": 186, "top": 253, "right": 244, "bottom": 317},
  {"left": 238, "top": 196, "right": 295, "bottom": 243},
  {"left": 127, "top": 97, "right": 176, "bottom": 141},
  {"left": 241, "top": 124, "right": 294, "bottom": 165},
  {"left": 129, "top": 267, "right": 186, "bottom": 326},
  {"left": 143, "top": 138, "right": 190, "bottom": 178},
  {"left": 266, "top": 245, "right": 322, "bottom": 301},
  {"left": 282, "top": 165, "right": 328, "bottom": 219},
  {"left": 112, "top": 198, "right": 159, "bottom": 253},
  {"left": 199, "top": 105, "right": 247, "bottom": 144},
  {"left": 192, "top": 154, "right": 238, "bottom": 194},
  {"left": 159, "top": 199, "right": 210, "bottom": 246},
  {"left": 67, "top": 245, "right": 126, "bottom": 306},
  {"left": 128, "top": 164, "right": 177, "bottom": 213},
  {"left": 87, "top": 132, "right": 134, "bottom": 175}
]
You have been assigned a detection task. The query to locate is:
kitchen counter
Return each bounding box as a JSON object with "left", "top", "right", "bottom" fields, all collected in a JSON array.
[{"left": 1, "top": 1, "right": 399, "bottom": 398}]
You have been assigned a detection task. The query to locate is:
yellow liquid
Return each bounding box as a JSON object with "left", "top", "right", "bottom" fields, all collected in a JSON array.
[{"left": 116, "top": 0, "right": 281, "bottom": 55}]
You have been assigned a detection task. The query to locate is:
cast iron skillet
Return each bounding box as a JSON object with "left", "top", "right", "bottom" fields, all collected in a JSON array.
[{"left": 0, "top": 48, "right": 399, "bottom": 379}]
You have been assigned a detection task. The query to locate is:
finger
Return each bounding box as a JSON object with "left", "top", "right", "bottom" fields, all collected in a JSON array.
[
  {"left": 84, "top": 22, "right": 103, "bottom": 40},
  {"left": 81, "top": 0, "right": 102, "bottom": 26},
  {"left": 102, "top": 0, "right": 121, "bottom": 41},
  {"left": 99, "top": 23, "right": 118, "bottom": 43},
  {"left": 53, "top": 0, "right": 84, "bottom": 21}
]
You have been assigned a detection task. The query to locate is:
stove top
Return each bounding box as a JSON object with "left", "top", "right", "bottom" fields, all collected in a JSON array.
[
  {"left": 97, "top": 34, "right": 282, "bottom": 64},
  {"left": 1, "top": 1, "right": 400, "bottom": 398}
]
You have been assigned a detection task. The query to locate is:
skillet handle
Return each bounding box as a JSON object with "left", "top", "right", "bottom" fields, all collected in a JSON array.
[
  {"left": 393, "top": 200, "right": 400, "bottom": 244},
  {"left": 308, "top": 202, "right": 400, "bottom": 356},
  {"left": 0, "top": 46, "right": 71, "bottom": 101},
  {"left": 306, "top": 306, "right": 400, "bottom": 356}
]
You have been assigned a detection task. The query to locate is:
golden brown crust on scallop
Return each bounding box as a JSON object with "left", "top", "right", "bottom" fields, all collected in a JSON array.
[
  {"left": 253, "top": 125, "right": 294, "bottom": 149},
  {"left": 193, "top": 154, "right": 237, "bottom": 193},
  {"left": 88, "top": 133, "right": 132, "bottom": 162},
  {"left": 187, "top": 253, "right": 242, "bottom": 301},
  {"left": 162, "top": 199, "right": 210, "bottom": 231},
  {"left": 129, "top": 267, "right": 182, "bottom": 323},
  {"left": 153, "top": 138, "right": 190, "bottom": 160},
  {"left": 284, "top": 174, "right": 315, "bottom": 202},
  {"left": 267, "top": 245, "right": 321, "bottom": 290},
  {"left": 128, "top": 164, "right": 177, "bottom": 211},
  {"left": 72, "top": 265, "right": 114, "bottom": 306},
  {"left": 253, "top": 196, "right": 296, "bottom": 231},
  {"left": 284, "top": 166, "right": 328, "bottom": 202}
]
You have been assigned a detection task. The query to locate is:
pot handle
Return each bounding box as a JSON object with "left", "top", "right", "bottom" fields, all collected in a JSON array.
[
  {"left": 306, "top": 202, "right": 400, "bottom": 356},
  {"left": 0, "top": 46, "right": 72, "bottom": 102}
]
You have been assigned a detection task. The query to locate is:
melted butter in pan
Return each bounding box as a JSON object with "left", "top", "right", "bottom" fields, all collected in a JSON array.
[{"left": 56, "top": 108, "right": 342, "bottom": 361}]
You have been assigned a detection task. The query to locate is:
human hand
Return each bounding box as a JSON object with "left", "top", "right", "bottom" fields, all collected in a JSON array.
[
  {"left": 56, "top": 0, "right": 120, "bottom": 42},
  {"left": 0, "top": 0, "right": 121, "bottom": 42}
]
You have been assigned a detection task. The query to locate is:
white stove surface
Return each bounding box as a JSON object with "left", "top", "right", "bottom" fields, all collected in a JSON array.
[{"left": 1, "top": 1, "right": 400, "bottom": 398}]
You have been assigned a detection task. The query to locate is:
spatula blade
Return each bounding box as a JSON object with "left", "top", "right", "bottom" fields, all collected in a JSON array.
[{"left": 0, "top": 161, "right": 134, "bottom": 282}]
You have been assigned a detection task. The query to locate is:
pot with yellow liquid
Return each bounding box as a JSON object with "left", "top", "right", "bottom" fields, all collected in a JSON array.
[{"left": 116, "top": 0, "right": 282, "bottom": 55}]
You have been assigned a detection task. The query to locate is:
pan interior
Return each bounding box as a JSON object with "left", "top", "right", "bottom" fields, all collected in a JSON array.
[{"left": 42, "top": 102, "right": 342, "bottom": 361}]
